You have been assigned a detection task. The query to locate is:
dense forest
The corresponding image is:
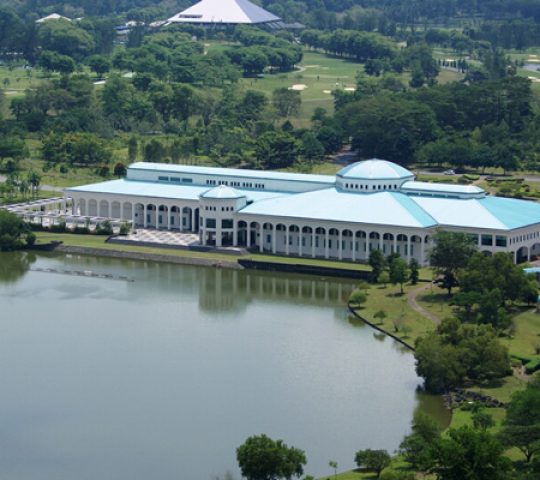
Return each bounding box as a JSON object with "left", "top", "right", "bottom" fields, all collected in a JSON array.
[{"left": 0, "top": 0, "right": 540, "bottom": 190}]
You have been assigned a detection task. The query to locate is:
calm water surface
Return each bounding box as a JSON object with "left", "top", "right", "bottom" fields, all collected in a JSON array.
[{"left": 0, "top": 252, "right": 448, "bottom": 480}]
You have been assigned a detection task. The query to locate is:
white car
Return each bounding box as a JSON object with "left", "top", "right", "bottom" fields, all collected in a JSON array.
[{"left": 443, "top": 169, "right": 455, "bottom": 175}]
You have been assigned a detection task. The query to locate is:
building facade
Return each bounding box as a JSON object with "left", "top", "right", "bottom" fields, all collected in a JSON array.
[{"left": 66, "top": 160, "right": 540, "bottom": 265}]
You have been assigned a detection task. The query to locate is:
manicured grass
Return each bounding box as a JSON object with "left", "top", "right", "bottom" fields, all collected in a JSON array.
[
  {"left": 468, "top": 375, "right": 528, "bottom": 404},
  {"left": 34, "top": 231, "right": 423, "bottom": 275},
  {"left": 416, "top": 289, "right": 457, "bottom": 321},
  {"left": 354, "top": 282, "right": 436, "bottom": 343}
]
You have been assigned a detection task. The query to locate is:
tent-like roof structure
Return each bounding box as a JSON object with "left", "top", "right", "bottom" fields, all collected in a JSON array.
[
  {"left": 166, "top": 0, "right": 281, "bottom": 25},
  {"left": 36, "top": 13, "right": 71, "bottom": 24}
]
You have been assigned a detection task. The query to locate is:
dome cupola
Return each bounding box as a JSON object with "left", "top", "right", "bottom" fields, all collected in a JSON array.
[{"left": 336, "top": 159, "right": 415, "bottom": 192}]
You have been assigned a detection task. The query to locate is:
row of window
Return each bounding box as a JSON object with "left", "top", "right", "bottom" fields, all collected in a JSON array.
[
  {"left": 343, "top": 183, "right": 399, "bottom": 191},
  {"left": 204, "top": 218, "right": 234, "bottom": 229},
  {"left": 204, "top": 206, "right": 234, "bottom": 212},
  {"left": 205, "top": 179, "right": 266, "bottom": 189},
  {"left": 510, "top": 231, "right": 539, "bottom": 245},
  {"left": 158, "top": 176, "right": 193, "bottom": 184}
]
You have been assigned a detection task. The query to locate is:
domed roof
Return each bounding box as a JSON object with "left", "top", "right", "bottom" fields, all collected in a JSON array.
[
  {"left": 337, "top": 159, "right": 414, "bottom": 180},
  {"left": 200, "top": 185, "right": 246, "bottom": 200}
]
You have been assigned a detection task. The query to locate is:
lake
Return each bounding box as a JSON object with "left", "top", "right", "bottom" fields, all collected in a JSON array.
[{"left": 0, "top": 251, "right": 448, "bottom": 479}]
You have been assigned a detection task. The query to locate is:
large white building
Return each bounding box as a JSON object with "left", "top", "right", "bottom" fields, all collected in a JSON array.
[
  {"left": 65, "top": 159, "right": 540, "bottom": 265},
  {"left": 165, "top": 0, "right": 281, "bottom": 27}
]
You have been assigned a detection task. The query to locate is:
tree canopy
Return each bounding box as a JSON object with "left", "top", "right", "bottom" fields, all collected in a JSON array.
[{"left": 236, "top": 434, "right": 306, "bottom": 480}]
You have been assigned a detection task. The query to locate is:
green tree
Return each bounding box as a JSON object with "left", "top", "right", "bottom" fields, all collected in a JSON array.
[
  {"left": 87, "top": 54, "right": 111, "bottom": 78},
  {"left": 499, "top": 378, "right": 540, "bottom": 462},
  {"left": 369, "top": 249, "right": 385, "bottom": 282},
  {"left": 374, "top": 310, "right": 387, "bottom": 324},
  {"left": 377, "top": 271, "right": 390, "bottom": 287},
  {"left": 389, "top": 257, "right": 409, "bottom": 294},
  {"left": 400, "top": 412, "right": 441, "bottom": 470},
  {"left": 430, "top": 426, "right": 511, "bottom": 480},
  {"left": 0, "top": 136, "right": 27, "bottom": 168},
  {"left": 300, "top": 132, "right": 325, "bottom": 162},
  {"left": 38, "top": 19, "right": 95, "bottom": 60},
  {"left": 236, "top": 434, "right": 306, "bottom": 480},
  {"left": 255, "top": 131, "right": 298, "bottom": 169},
  {"left": 128, "top": 137, "right": 138, "bottom": 162},
  {"left": 113, "top": 162, "right": 127, "bottom": 178},
  {"left": 350, "top": 289, "right": 367, "bottom": 307},
  {"left": 409, "top": 259, "right": 419, "bottom": 285},
  {"left": 272, "top": 87, "right": 301, "bottom": 118},
  {"left": 429, "top": 231, "right": 476, "bottom": 296},
  {"left": 0, "top": 210, "right": 33, "bottom": 251},
  {"left": 354, "top": 449, "right": 391, "bottom": 478}
]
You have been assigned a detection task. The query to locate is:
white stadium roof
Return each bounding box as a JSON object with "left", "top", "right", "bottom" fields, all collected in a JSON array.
[{"left": 166, "top": 0, "right": 281, "bottom": 25}]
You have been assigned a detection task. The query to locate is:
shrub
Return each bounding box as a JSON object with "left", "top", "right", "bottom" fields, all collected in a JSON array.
[
  {"left": 96, "top": 220, "right": 113, "bottom": 235},
  {"left": 50, "top": 221, "right": 66, "bottom": 233}
]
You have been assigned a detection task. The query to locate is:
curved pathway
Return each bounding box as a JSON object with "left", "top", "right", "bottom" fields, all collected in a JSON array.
[{"left": 407, "top": 283, "right": 442, "bottom": 325}]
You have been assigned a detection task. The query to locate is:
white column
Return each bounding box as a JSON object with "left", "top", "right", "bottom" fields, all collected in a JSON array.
[
  {"left": 216, "top": 226, "right": 222, "bottom": 247},
  {"left": 272, "top": 225, "right": 277, "bottom": 254},
  {"left": 406, "top": 236, "right": 411, "bottom": 263},
  {"left": 247, "top": 224, "right": 251, "bottom": 248},
  {"left": 393, "top": 236, "right": 397, "bottom": 254},
  {"left": 325, "top": 230, "right": 329, "bottom": 259},
  {"left": 191, "top": 209, "right": 196, "bottom": 232},
  {"left": 143, "top": 205, "right": 148, "bottom": 228},
  {"left": 420, "top": 237, "right": 425, "bottom": 265},
  {"left": 259, "top": 224, "right": 264, "bottom": 253},
  {"left": 71, "top": 199, "right": 77, "bottom": 215},
  {"left": 311, "top": 230, "right": 316, "bottom": 258},
  {"left": 285, "top": 226, "right": 290, "bottom": 255},
  {"left": 378, "top": 233, "right": 383, "bottom": 252},
  {"left": 352, "top": 235, "right": 357, "bottom": 262},
  {"left": 132, "top": 206, "right": 136, "bottom": 227},
  {"left": 167, "top": 206, "right": 171, "bottom": 230},
  {"left": 298, "top": 229, "right": 303, "bottom": 257},
  {"left": 338, "top": 230, "right": 343, "bottom": 260},
  {"left": 233, "top": 222, "right": 238, "bottom": 246}
]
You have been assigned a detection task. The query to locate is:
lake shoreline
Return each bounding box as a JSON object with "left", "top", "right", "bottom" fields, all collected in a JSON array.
[{"left": 52, "top": 244, "right": 244, "bottom": 269}]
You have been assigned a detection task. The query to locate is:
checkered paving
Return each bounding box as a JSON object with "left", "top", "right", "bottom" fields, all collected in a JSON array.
[{"left": 125, "top": 229, "right": 200, "bottom": 246}]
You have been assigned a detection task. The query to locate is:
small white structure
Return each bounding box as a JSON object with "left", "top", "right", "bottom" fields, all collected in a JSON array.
[
  {"left": 166, "top": 0, "right": 281, "bottom": 26},
  {"left": 36, "top": 13, "right": 72, "bottom": 24},
  {"left": 65, "top": 159, "right": 540, "bottom": 264}
]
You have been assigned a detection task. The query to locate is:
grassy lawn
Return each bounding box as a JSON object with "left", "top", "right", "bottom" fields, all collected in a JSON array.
[
  {"left": 415, "top": 289, "right": 457, "bottom": 321},
  {"left": 34, "top": 231, "right": 429, "bottom": 275},
  {"left": 353, "top": 282, "right": 436, "bottom": 344},
  {"left": 236, "top": 50, "right": 363, "bottom": 127}
]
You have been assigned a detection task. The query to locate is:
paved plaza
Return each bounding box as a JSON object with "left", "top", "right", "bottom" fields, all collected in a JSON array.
[{"left": 124, "top": 229, "right": 201, "bottom": 246}]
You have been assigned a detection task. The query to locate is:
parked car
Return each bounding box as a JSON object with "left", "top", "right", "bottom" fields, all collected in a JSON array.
[{"left": 443, "top": 169, "right": 455, "bottom": 175}]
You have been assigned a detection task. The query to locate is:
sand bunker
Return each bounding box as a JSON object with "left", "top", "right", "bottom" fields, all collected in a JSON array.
[{"left": 289, "top": 84, "right": 307, "bottom": 91}]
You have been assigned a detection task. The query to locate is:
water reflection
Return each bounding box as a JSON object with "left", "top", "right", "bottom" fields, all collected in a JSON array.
[
  {"left": 0, "top": 252, "right": 448, "bottom": 480},
  {"left": 0, "top": 251, "right": 36, "bottom": 284}
]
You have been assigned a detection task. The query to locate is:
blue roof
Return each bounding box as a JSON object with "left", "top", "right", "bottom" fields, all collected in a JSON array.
[
  {"left": 200, "top": 185, "right": 245, "bottom": 199},
  {"left": 67, "top": 180, "right": 288, "bottom": 203},
  {"left": 337, "top": 159, "right": 414, "bottom": 180},
  {"left": 239, "top": 189, "right": 437, "bottom": 228},
  {"left": 411, "top": 195, "right": 540, "bottom": 231},
  {"left": 401, "top": 181, "right": 485, "bottom": 196},
  {"left": 130, "top": 162, "right": 335, "bottom": 185},
  {"left": 479, "top": 196, "right": 540, "bottom": 230}
]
